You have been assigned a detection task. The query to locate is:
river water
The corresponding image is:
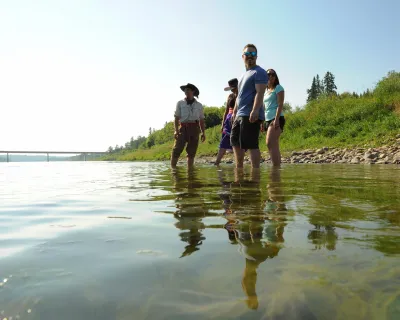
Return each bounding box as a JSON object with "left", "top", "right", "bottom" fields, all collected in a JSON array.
[{"left": 0, "top": 162, "right": 399, "bottom": 319}]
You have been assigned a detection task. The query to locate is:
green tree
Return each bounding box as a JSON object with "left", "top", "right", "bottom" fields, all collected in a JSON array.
[
  {"left": 307, "top": 77, "right": 318, "bottom": 102},
  {"left": 316, "top": 74, "right": 324, "bottom": 96},
  {"left": 146, "top": 135, "right": 155, "bottom": 148},
  {"left": 108, "top": 146, "right": 113, "bottom": 153},
  {"left": 130, "top": 137, "right": 135, "bottom": 149},
  {"left": 203, "top": 106, "right": 224, "bottom": 128},
  {"left": 283, "top": 102, "right": 292, "bottom": 113},
  {"left": 340, "top": 92, "right": 352, "bottom": 99},
  {"left": 323, "top": 71, "right": 337, "bottom": 95},
  {"left": 362, "top": 88, "right": 372, "bottom": 97}
]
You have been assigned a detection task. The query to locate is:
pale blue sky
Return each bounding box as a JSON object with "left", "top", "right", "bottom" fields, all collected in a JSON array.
[{"left": 1, "top": 0, "right": 399, "bottom": 151}]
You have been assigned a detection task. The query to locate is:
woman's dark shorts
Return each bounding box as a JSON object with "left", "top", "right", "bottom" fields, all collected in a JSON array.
[
  {"left": 230, "top": 116, "right": 262, "bottom": 150},
  {"left": 265, "top": 116, "right": 286, "bottom": 132}
]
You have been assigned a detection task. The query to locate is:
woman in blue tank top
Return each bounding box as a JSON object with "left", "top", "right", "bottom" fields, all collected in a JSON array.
[{"left": 263, "top": 69, "right": 286, "bottom": 166}]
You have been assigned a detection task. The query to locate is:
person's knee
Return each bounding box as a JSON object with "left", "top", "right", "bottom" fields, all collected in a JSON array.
[
  {"left": 266, "top": 139, "right": 274, "bottom": 149},
  {"left": 172, "top": 149, "right": 182, "bottom": 158},
  {"left": 266, "top": 132, "right": 278, "bottom": 149},
  {"left": 172, "top": 141, "right": 185, "bottom": 158},
  {"left": 235, "top": 154, "right": 244, "bottom": 165},
  {"left": 233, "top": 147, "right": 244, "bottom": 156},
  {"left": 249, "top": 149, "right": 260, "bottom": 157},
  {"left": 186, "top": 144, "right": 198, "bottom": 158}
]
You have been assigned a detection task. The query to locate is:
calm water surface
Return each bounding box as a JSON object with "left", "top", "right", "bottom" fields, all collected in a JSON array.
[{"left": 0, "top": 162, "right": 399, "bottom": 320}]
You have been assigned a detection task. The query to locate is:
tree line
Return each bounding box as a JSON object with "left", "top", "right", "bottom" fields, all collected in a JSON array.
[
  {"left": 107, "top": 106, "right": 226, "bottom": 154},
  {"left": 306, "top": 71, "right": 337, "bottom": 102},
  {"left": 306, "top": 71, "right": 374, "bottom": 102}
]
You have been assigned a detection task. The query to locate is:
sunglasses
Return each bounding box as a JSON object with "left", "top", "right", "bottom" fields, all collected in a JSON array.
[
  {"left": 243, "top": 52, "right": 257, "bottom": 57},
  {"left": 267, "top": 72, "right": 276, "bottom": 77}
]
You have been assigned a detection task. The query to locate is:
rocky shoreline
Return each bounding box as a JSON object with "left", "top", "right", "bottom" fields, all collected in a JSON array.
[{"left": 197, "top": 136, "right": 400, "bottom": 165}]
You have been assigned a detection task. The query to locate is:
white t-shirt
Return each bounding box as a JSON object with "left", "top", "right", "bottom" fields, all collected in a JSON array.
[{"left": 174, "top": 99, "right": 204, "bottom": 123}]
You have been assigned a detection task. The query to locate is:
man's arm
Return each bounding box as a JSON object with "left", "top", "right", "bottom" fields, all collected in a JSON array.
[
  {"left": 232, "top": 99, "right": 238, "bottom": 124},
  {"left": 221, "top": 96, "right": 230, "bottom": 130},
  {"left": 174, "top": 102, "right": 181, "bottom": 139},
  {"left": 174, "top": 116, "right": 180, "bottom": 139},
  {"left": 199, "top": 104, "right": 206, "bottom": 142},
  {"left": 249, "top": 83, "right": 267, "bottom": 123},
  {"left": 199, "top": 119, "right": 206, "bottom": 142}
]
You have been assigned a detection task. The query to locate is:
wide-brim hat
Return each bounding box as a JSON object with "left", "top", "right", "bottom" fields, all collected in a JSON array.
[
  {"left": 224, "top": 78, "right": 238, "bottom": 91},
  {"left": 180, "top": 83, "right": 199, "bottom": 97}
]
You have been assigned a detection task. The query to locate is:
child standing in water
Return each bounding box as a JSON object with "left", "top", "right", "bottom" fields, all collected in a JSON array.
[{"left": 215, "top": 78, "right": 238, "bottom": 165}]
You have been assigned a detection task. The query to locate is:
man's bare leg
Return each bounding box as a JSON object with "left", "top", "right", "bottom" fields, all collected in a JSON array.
[
  {"left": 249, "top": 149, "right": 261, "bottom": 169},
  {"left": 187, "top": 156, "right": 195, "bottom": 169},
  {"left": 233, "top": 146, "right": 245, "bottom": 168},
  {"left": 171, "top": 156, "right": 179, "bottom": 168},
  {"left": 251, "top": 166, "right": 261, "bottom": 183},
  {"left": 234, "top": 167, "right": 244, "bottom": 183}
]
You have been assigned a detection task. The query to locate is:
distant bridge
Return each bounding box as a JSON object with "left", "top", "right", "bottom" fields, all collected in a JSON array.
[{"left": 0, "top": 150, "right": 107, "bottom": 162}]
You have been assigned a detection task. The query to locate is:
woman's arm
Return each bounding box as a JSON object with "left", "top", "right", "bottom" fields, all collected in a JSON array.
[
  {"left": 274, "top": 91, "right": 285, "bottom": 129},
  {"left": 221, "top": 95, "right": 231, "bottom": 129}
]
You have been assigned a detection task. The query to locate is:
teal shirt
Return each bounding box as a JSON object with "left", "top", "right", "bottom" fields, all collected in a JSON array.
[{"left": 264, "top": 84, "right": 284, "bottom": 121}]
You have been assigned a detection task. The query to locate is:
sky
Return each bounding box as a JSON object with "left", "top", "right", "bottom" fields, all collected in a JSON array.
[{"left": 0, "top": 0, "right": 399, "bottom": 152}]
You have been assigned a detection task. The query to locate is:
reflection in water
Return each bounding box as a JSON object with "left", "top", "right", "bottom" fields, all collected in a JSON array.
[
  {"left": 219, "top": 167, "right": 288, "bottom": 310},
  {"left": 142, "top": 164, "right": 399, "bottom": 318},
  {"left": 172, "top": 168, "right": 206, "bottom": 258},
  {"left": 308, "top": 225, "right": 338, "bottom": 251},
  {"left": 1, "top": 163, "right": 400, "bottom": 319}
]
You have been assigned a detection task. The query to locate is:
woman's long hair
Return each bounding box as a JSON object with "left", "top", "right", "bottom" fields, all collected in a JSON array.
[{"left": 268, "top": 69, "right": 280, "bottom": 88}]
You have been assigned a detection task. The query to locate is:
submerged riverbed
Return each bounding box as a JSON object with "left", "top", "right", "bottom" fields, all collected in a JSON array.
[{"left": 0, "top": 162, "right": 399, "bottom": 319}]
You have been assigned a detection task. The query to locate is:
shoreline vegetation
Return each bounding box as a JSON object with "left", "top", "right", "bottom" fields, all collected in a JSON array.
[{"left": 101, "top": 71, "right": 400, "bottom": 164}]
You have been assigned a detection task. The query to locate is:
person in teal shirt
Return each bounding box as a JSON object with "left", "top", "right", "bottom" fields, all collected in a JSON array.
[{"left": 263, "top": 69, "right": 286, "bottom": 166}]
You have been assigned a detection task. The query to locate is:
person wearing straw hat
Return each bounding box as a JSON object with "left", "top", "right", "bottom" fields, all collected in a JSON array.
[
  {"left": 171, "top": 83, "right": 206, "bottom": 168},
  {"left": 215, "top": 78, "right": 238, "bottom": 165}
]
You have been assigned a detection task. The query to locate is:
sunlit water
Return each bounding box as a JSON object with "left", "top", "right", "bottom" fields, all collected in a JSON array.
[{"left": 0, "top": 161, "right": 399, "bottom": 320}]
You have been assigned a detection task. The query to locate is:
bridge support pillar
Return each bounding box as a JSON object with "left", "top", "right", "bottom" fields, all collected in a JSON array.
[
  {"left": 84, "top": 153, "right": 87, "bottom": 161},
  {"left": 47, "top": 153, "right": 49, "bottom": 162},
  {"left": 7, "top": 153, "right": 9, "bottom": 162}
]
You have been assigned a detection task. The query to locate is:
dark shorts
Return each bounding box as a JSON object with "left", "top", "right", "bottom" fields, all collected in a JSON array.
[
  {"left": 265, "top": 116, "right": 286, "bottom": 132},
  {"left": 230, "top": 116, "right": 261, "bottom": 150}
]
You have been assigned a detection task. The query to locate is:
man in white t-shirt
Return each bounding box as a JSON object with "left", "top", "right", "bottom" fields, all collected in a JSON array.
[{"left": 171, "top": 83, "right": 206, "bottom": 168}]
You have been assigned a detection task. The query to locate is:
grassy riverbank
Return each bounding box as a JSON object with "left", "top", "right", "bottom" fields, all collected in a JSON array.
[{"left": 102, "top": 71, "right": 400, "bottom": 161}]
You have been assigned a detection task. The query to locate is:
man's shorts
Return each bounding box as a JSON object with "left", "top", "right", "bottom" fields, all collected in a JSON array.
[
  {"left": 172, "top": 124, "right": 200, "bottom": 158},
  {"left": 265, "top": 116, "right": 286, "bottom": 132},
  {"left": 230, "top": 116, "right": 262, "bottom": 150}
]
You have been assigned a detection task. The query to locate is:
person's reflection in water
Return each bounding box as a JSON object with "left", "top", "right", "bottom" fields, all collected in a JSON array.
[
  {"left": 263, "top": 167, "right": 288, "bottom": 244},
  {"left": 216, "top": 168, "right": 237, "bottom": 244},
  {"left": 308, "top": 224, "right": 338, "bottom": 251},
  {"left": 171, "top": 167, "right": 206, "bottom": 258},
  {"left": 226, "top": 167, "right": 287, "bottom": 310}
]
